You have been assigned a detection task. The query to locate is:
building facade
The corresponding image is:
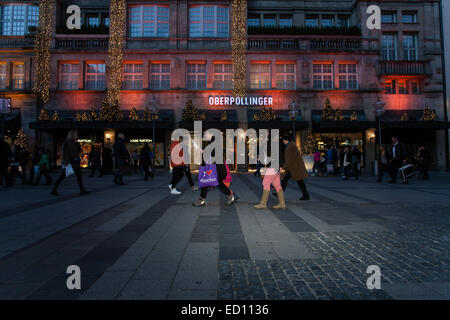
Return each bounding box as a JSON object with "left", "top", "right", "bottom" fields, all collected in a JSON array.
[{"left": 1, "top": 0, "right": 449, "bottom": 171}]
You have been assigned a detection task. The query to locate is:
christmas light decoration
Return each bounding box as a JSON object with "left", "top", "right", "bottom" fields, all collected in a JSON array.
[
  {"left": 38, "top": 107, "right": 50, "bottom": 121},
  {"left": 422, "top": 108, "right": 437, "bottom": 121},
  {"left": 232, "top": 0, "right": 247, "bottom": 97},
  {"left": 76, "top": 112, "right": 88, "bottom": 122},
  {"left": 104, "top": 0, "right": 125, "bottom": 108},
  {"left": 51, "top": 111, "right": 60, "bottom": 121},
  {"left": 14, "top": 129, "right": 29, "bottom": 149},
  {"left": 334, "top": 108, "right": 344, "bottom": 121},
  {"left": 182, "top": 100, "right": 206, "bottom": 121},
  {"left": 221, "top": 111, "right": 228, "bottom": 121},
  {"left": 129, "top": 108, "right": 139, "bottom": 121},
  {"left": 302, "top": 129, "right": 316, "bottom": 156},
  {"left": 321, "top": 98, "right": 334, "bottom": 120},
  {"left": 89, "top": 107, "right": 99, "bottom": 121},
  {"left": 141, "top": 107, "right": 159, "bottom": 121},
  {"left": 33, "top": 0, "right": 54, "bottom": 105},
  {"left": 253, "top": 107, "right": 275, "bottom": 121},
  {"left": 350, "top": 112, "right": 358, "bottom": 121},
  {"left": 99, "top": 100, "right": 123, "bottom": 122},
  {"left": 400, "top": 112, "right": 409, "bottom": 121}
]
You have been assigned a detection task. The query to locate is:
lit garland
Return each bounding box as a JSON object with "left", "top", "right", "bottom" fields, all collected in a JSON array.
[
  {"left": 51, "top": 111, "right": 60, "bottom": 121},
  {"left": 302, "top": 129, "right": 316, "bottom": 156},
  {"left": 76, "top": 112, "right": 88, "bottom": 122},
  {"left": 400, "top": 112, "right": 409, "bottom": 121},
  {"left": 33, "top": 0, "right": 53, "bottom": 106},
  {"left": 129, "top": 108, "right": 139, "bottom": 121},
  {"left": 232, "top": 0, "right": 247, "bottom": 98},
  {"left": 182, "top": 100, "right": 205, "bottom": 121},
  {"left": 221, "top": 111, "right": 228, "bottom": 121},
  {"left": 253, "top": 107, "right": 275, "bottom": 121},
  {"left": 333, "top": 108, "right": 344, "bottom": 121},
  {"left": 104, "top": 0, "right": 125, "bottom": 109},
  {"left": 89, "top": 107, "right": 99, "bottom": 121},
  {"left": 142, "top": 107, "right": 159, "bottom": 121},
  {"left": 321, "top": 99, "right": 334, "bottom": 120},
  {"left": 423, "top": 108, "right": 437, "bottom": 121},
  {"left": 14, "top": 129, "right": 29, "bottom": 150},
  {"left": 350, "top": 112, "right": 358, "bottom": 121},
  {"left": 38, "top": 107, "right": 50, "bottom": 121}
]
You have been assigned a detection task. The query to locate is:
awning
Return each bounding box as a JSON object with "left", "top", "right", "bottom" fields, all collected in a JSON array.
[
  {"left": 379, "top": 110, "right": 450, "bottom": 129},
  {"left": 30, "top": 109, "right": 174, "bottom": 130},
  {"left": 178, "top": 109, "right": 239, "bottom": 130},
  {"left": 247, "top": 109, "right": 309, "bottom": 129}
]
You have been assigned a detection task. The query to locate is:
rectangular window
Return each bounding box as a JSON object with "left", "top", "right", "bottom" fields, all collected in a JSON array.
[
  {"left": 123, "top": 63, "right": 143, "bottom": 90},
  {"left": 12, "top": 63, "right": 24, "bottom": 89},
  {"left": 250, "top": 63, "right": 271, "bottom": 89},
  {"left": 403, "top": 33, "right": 418, "bottom": 61},
  {"left": 402, "top": 11, "right": 417, "bottom": 24},
  {"left": 305, "top": 15, "right": 319, "bottom": 27},
  {"left": 279, "top": 15, "right": 292, "bottom": 28},
  {"left": 276, "top": 63, "right": 295, "bottom": 89},
  {"left": 59, "top": 63, "right": 79, "bottom": 90},
  {"left": 385, "top": 80, "right": 396, "bottom": 94},
  {"left": 213, "top": 63, "right": 233, "bottom": 89},
  {"left": 338, "top": 64, "right": 358, "bottom": 89},
  {"left": 129, "top": 5, "right": 169, "bottom": 38},
  {"left": 85, "top": 63, "right": 105, "bottom": 90},
  {"left": 313, "top": 63, "right": 333, "bottom": 89},
  {"left": 263, "top": 14, "right": 276, "bottom": 27},
  {"left": 248, "top": 14, "right": 260, "bottom": 27},
  {"left": 381, "top": 34, "right": 397, "bottom": 61},
  {"left": 150, "top": 63, "right": 170, "bottom": 89},
  {"left": 1, "top": 4, "right": 39, "bottom": 36},
  {"left": 187, "top": 63, "right": 206, "bottom": 90},
  {"left": 321, "top": 15, "right": 334, "bottom": 27},
  {"left": 381, "top": 11, "right": 397, "bottom": 23},
  {"left": 189, "top": 6, "right": 229, "bottom": 38},
  {"left": 398, "top": 81, "right": 408, "bottom": 94},
  {"left": 337, "top": 15, "right": 350, "bottom": 28},
  {"left": 0, "top": 63, "right": 6, "bottom": 89},
  {"left": 411, "top": 81, "right": 420, "bottom": 94}
]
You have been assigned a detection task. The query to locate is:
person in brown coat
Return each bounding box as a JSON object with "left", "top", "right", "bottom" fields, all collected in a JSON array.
[{"left": 276, "top": 134, "right": 310, "bottom": 201}]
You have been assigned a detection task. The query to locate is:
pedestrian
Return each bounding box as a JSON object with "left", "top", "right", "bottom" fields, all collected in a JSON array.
[
  {"left": 34, "top": 148, "right": 52, "bottom": 185},
  {"left": 131, "top": 149, "right": 139, "bottom": 173},
  {"left": 275, "top": 134, "right": 310, "bottom": 201},
  {"left": 102, "top": 143, "right": 113, "bottom": 175},
  {"left": 342, "top": 145, "right": 353, "bottom": 180},
  {"left": 254, "top": 156, "right": 262, "bottom": 177},
  {"left": 312, "top": 149, "right": 321, "bottom": 176},
  {"left": 223, "top": 158, "right": 238, "bottom": 200},
  {"left": 192, "top": 158, "right": 236, "bottom": 207},
  {"left": 0, "top": 135, "right": 12, "bottom": 187},
  {"left": 331, "top": 145, "right": 338, "bottom": 175},
  {"left": 113, "top": 133, "right": 130, "bottom": 186},
  {"left": 168, "top": 136, "right": 198, "bottom": 194},
  {"left": 51, "top": 130, "right": 89, "bottom": 196},
  {"left": 141, "top": 142, "right": 154, "bottom": 181},
  {"left": 18, "top": 145, "right": 30, "bottom": 184},
  {"left": 89, "top": 144, "right": 102, "bottom": 178},
  {"left": 416, "top": 144, "right": 431, "bottom": 180},
  {"left": 254, "top": 159, "right": 286, "bottom": 210},
  {"left": 376, "top": 145, "right": 390, "bottom": 182},
  {"left": 389, "top": 136, "right": 408, "bottom": 184},
  {"left": 351, "top": 146, "right": 361, "bottom": 180}
]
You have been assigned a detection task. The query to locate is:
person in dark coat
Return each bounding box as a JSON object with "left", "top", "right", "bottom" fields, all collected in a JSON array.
[
  {"left": 376, "top": 145, "right": 391, "bottom": 182},
  {"left": 351, "top": 146, "right": 361, "bottom": 180},
  {"left": 113, "top": 133, "right": 130, "bottom": 185},
  {"left": 389, "top": 136, "right": 408, "bottom": 184},
  {"left": 275, "top": 134, "right": 310, "bottom": 202},
  {"left": 416, "top": 144, "right": 431, "bottom": 180},
  {"left": 51, "top": 130, "right": 89, "bottom": 196},
  {"left": 140, "top": 143, "right": 154, "bottom": 181},
  {"left": 0, "top": 136, "right": 12, "bottom": 187},
  {"left": 102, "top": 143, "right": 113, "bottom": 175},
  {"left": 342, "top": 146, "right": 353, "bottom": 180},
  {"left": 19, "top": 146, "right": 30, "bottom": 184},
  {"left": 89, "top": 144, "right": 102, "bottom": 178}
]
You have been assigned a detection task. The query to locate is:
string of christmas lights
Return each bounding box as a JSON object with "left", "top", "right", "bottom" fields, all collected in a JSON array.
[
  {"left": 232, "top": 0, "right": 247, "bottom": 98},
  {"left": 423, "top": 107, "right": 437, "bottom": 121},
  {"left": 182, "top": 100, "right": 206, "bottom": 121},
  {"left": 253, "top": 107, "right": 275, "bottom": 121}
]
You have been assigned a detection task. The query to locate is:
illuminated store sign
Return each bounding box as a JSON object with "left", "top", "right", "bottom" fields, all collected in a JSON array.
[{"left": 209, "top": 96, "right": 273, "bottom": 106}]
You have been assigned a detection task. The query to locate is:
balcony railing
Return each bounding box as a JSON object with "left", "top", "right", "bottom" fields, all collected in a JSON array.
[
  {"left": 248, "top": 39, "right": 299, "bottom": 50},
  {"left": 248, "top": 36, "right": 361, "bottom": 51},
  {"left": 0, "top": 37, "right": 34, "bottom": 47},
  {"left": 55, "top": 38, "right": 109, "bottom": 50},
  {"left": 378, "top": 61, "right": 429, "bottom": 76},
  {"left": 309, "top": 39, "right": 360, "bottom": 50}
]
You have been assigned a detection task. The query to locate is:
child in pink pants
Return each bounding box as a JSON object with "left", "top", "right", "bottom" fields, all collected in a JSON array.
[{"left": 254, "top": 167, "right": 286, "bottom": 210}]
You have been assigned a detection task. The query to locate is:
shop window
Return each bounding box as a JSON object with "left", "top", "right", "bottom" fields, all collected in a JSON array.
[
  {"left": 338, "top": 63, "right": 358, "bottom": 90},
  {"left": 263, "top": 14, "right": 276, "bottom": 27},
  {"left": 305, "top": 15, "right": 319, "bottom": 27},
  {"left": 279, "top": 15, "right": 292, "bottom": 28},
  {"left": 321, "top": 15, "right": 334, "bottom": 27},
  {"left": 402, "top": 11, "right": 417, "bottom": 24},
  {"left": 0, "top": 4, "right": 38, "bottom": 36},
  {"left": 381, "top": 34, "right": 398, "bottom": 61},
  {"left": 187, "top": 63, "right": 206, "bottom": 90},
  {"left": 85, "top": 63, "right": 105, "bottom": 90},
  {"left": 398, "top": 81, "right": 408, "bottom": 94},
  {"left": 381, "top": 11, "right": 397, "bottom": 23},
  {"left": 129, "top": 5, "right": 169, "bottom": 38},
  {"left": 385, "top": 80, "right": 396, "bottom": 94},
  {"left": 313, "top": 63, "right": 333, "bottom": 90},
  {"left": 151, "top": 63, "right": 170, "bottom": 89},
  {"left": 250, "top": 63, "right": 271, "bottom": 89},
  {"left": 0, "top": 62, "right": 6, "bottom": 89},
  {"left": 59, "top": 63, "right": 79, "bottom": 90},
  {"left": 248, "top": 13, "right": 260, "bottom": 27},
  {"left": 411, "top": 81, "right": 420, "bottom": 94},
  {"left": 276, "top": 63, "right": 295, "bottom": 89},
  {"left": 213, "top": 63, "right": 233, "bottom": 89},
  {"left": 189, "top": 5, "right": 229, "bottom": 38},
  {"left": 403, "top": 33, "right": 418, "bottom": 61},
  {"left": 12, "top": 63, "right": 24, "bottom": 89},
  {"left": 123, "top": 63, "right": 143, "bottom": 90}
]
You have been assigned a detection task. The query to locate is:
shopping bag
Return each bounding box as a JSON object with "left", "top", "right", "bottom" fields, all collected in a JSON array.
[
  {"left": 65, "top": 164, "right": 75, "bottom": 177},
  {"left": 399, "top": 164, "right": 415, "bottom": 182},
  {"left": 326, "top": 164, "right": 334, "bottom": 174},
  {"left": 198, "top": 164, "right": 219, "bottom": 188}
]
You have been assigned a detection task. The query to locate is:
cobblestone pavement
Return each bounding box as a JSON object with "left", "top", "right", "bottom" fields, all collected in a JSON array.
[{"left": 0, "top": 171, "right": 449, "bottom": 300}]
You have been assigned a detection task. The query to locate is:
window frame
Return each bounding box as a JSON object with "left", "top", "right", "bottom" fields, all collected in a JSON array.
[
  {"left": 275, "top": 63, "right": 296, "bottom": 90},
  {"left": 381, "top": 11, "right": 397, "bottom": 24},
  {"left": 402, "top": 11, "right": 417, "bottom": 24},
  {"left": 122, "top": 63, "right": 144, "bottom": 90},
  {"left": 338, "top": 63, "right": 358, "bottom": 90},
  {"left": 186, "top": 62, "right": 207, "bottom": 90},
  {"left": 381, "top": 33, "right": 398, "bottom": 61},
  {"left": 0, "top": 62, "right": 7, "bottom": 89},
  {"left": 313, "top": 62, "right": 334, "bottom": 90},
  {"left": 150, "top": 63, "right": 171, "bottom": 90},
  {"left": 0, "top": 4, "right": 39, "bottom": 36},
  {"left": 403, "top": 33, "right": 418, "bottom": 61},
  {"left": 189, "top": 5, "right": 229, "bottom": 38},
  {"left": 12, "top": 62, "right": 25, "bottom": 90},
  {"left": 84, "top": 62, "right": 106, "bottom": 90},
  {"left": 59, "top": 63, "right": 80, "bottom": 90},
  {"left": 128, "top": 5, "right": 169, "bottom": 38},
  {"left": 250, "top": 62, "right": 271, "bottom": 90},
  {"left": 213, "top": 63, "right": 233, "bottom": 90}
]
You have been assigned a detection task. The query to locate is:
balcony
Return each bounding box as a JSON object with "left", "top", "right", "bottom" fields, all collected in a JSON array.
[
  {"left": 54, "top": 35, "right": 109, "bottom": 50},
  {"left": 378, "top": 61, "right": 430, "bottom": 76},
  {"left": 0, "top": 37, "right": 35, "bottom": 48}
]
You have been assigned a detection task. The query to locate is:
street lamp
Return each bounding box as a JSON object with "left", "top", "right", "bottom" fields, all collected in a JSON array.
[
  {"left": 289, "top": 99, "right": 299, "bottom": 142},
  {"left": 374, "top": 98, "right": 386, "bottom": 146},
  {"left": 149, "top": 95, "right": 158, "bottom": 163}
]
